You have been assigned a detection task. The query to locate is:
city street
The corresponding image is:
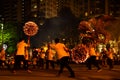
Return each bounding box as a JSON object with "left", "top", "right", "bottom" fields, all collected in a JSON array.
[{"left": 0, "top": 64, "right": 120, "bottom": 80}]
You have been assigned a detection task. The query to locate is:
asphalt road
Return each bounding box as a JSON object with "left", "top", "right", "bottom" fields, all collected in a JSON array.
[{"left": 0, "top": 64, "right": 120, "bottom": 80}]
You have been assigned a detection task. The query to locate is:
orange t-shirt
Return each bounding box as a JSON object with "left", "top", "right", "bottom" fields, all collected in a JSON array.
[
  {"left": 51, "top": 43, "right": 69, "bottom": 59},
  {"left": 16, "top": 40, "right": 29, "bottom": 56}
]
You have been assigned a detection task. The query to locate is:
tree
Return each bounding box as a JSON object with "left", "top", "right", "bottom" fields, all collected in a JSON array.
[{"left": 0, "top": 22, "right": 22, "bottom": 54}]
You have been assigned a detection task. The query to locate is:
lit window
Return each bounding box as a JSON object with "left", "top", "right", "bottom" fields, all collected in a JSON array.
[
  {"left": 34, "top": 14, "right": 37, "bottom": 17},
  {"left": 40, "top": 0, "right": 43, "bottom": 2},
  {"left": 85, "top": 12, "right": 88, "bottom": 16},
  {"left": 34, "top": 5, "right": 37, "bottom": 8}
]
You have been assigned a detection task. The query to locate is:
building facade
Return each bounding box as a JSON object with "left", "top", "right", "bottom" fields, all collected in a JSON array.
[{"left": 0, "top": 0, "right": 120, "bottom": 23}]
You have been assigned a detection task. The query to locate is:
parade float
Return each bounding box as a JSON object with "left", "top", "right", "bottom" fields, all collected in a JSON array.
[{"left": 71, "top": 15, "right": 116, "bottom": 63}]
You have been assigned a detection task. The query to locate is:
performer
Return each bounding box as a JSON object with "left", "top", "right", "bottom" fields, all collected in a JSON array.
[
  {"left": 45, "top": 43, "right": 55, "bottom": 70},
  {"left": 50, "top": 38, "right": 75, "bottom": 78},
  {"left": 37, "top": 48, "right": 45, "bottom": 69},
  {"left": 106, "top": 48, "right": 114, "bottom": 70},
  {"left": 12, "top": 38, "right": 31, "bottom": 73},
  {"left": 0, "top": 48, "right": 6, "bottom": 69},
  {"left": 32, "top": 48, "right": 38, "bottom": 69},
  {"left": 86, "top": 42, "right": 102, "bottom": 72},
  {"left": 24, "top": 46, "right": 32, "bottom": 72},
  {"left": 101, "top": 48, "right": 108, "bottom": 67}
]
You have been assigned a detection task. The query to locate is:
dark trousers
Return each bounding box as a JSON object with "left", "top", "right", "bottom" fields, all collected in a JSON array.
[
  {"left": 24, "top": 60, "right": 29, "bottom": 70},
  {"left": 107, "top": 58, "right": 114, "bottom": 69},
  {"left": 86, "top": 56, "right": 101, "bottom": 70},
  {"left": 0, "top": 60, "right": 6, "bottom": 69},
  {"left": 46, "top": 60, "right": 55, "bottom": 69},
  {"left": 13, "top": 55, "right": 25, "bottom": 70},
  {"left": 58, "top": 56, "right": 75, "bottom": 76},
  {"left": 37, "top": 58, "right": 44, "bottom": 69}
]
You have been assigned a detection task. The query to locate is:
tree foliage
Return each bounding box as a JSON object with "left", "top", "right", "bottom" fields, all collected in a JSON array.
[{"left": 0, "top": 22, "right": 21, "bottom": 54}]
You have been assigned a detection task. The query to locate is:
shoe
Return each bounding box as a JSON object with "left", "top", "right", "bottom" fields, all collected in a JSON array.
[
  {"left": 27, "top": 70, "right": 32, "bottom": 73},
  {"left": 97, "top": 69, "right": 102, "bottom": 72}
]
